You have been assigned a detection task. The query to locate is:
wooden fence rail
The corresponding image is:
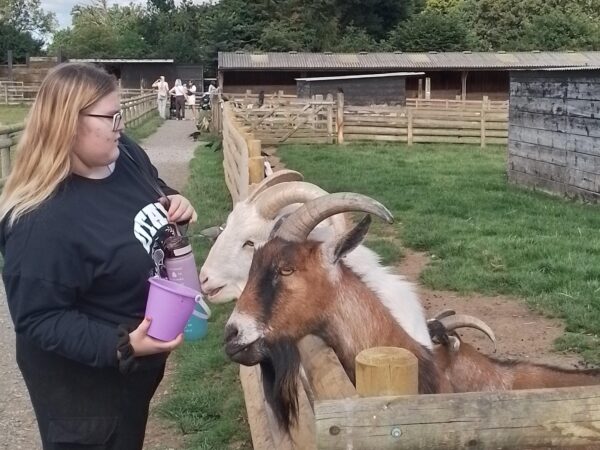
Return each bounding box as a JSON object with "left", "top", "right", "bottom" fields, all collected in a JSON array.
[
  {"left": 0, "top": 93, "right": 158, "bottom": 185},
  {"left": 221, "top": 102, "right": 265, "bottom": 202},
  {"left": 242, "top": 334, "right": 600, "bottom": 449}
]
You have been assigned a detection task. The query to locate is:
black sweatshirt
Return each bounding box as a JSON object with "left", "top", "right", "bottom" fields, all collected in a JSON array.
[{"left": 0, "top": 135, "right": 179, "bottom": 368}]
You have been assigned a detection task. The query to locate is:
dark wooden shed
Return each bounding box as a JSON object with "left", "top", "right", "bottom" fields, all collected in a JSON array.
[
  {"left": 296, "top": 72, "right": 423, "bottom": 106},
  {"left": 508, "top": 68, "right": 600, "bottom": 202},
  {"left": 68, "top": 59, "right": 204, "bottom": 91}
]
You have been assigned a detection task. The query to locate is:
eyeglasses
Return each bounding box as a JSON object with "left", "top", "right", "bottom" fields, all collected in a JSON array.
[{"left": 83, "top": 110, "right": 123, "bottom": 131}]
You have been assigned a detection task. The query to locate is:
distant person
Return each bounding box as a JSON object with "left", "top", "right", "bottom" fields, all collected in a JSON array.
[
  {"left": 258, "top": 90, "right": 265, "bottom": 108},
  {"left": 208, "top": 81, "right": 218, "bottom": 100},
  {"left": 0, "top": 62, "right": 197, "bottom": 450},
  {"left": 186, "top": 80, "right": 197, "bottom": 121},
  {"left": 152, "top": 75, "right": 169, "bottom": 119},
  {"left": 169, "top": 79, "right": 187, "bottom": 120}
]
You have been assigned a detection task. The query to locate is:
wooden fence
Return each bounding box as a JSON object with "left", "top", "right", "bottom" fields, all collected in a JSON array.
[
  {"left": 0, "top": 93, "right": 158, "bottom": 185},
  {"left": 230, "top": 95, "right": 508, "bottom": 148},
  {"left": 221, "top": 102, "right": 265, "bottom": 202},
  {"left": 343, "top": 106, "right": 508, "bottom": 147},
  {"left": 0, "top": 81, "right": 154, "bottom": 105},
  {"left": 242, "top": 335, "right": 600, "bottom": 449},
  {"left": 232, "top": 95, "right": 336, "bottom": 146}
]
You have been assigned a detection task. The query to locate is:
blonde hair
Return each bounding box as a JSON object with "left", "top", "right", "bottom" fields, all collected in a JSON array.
[{"left": 0, "top": 63, "right": 118, "bottom": 226}]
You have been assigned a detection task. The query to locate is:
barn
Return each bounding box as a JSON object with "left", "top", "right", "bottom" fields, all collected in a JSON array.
[
  {"left": 218, "top": 51, "right": 600, "bottom": 101},
  {"left": 296, "top": 72, "right": 423, "bottom": 105},
  {"left": 508, "top": 67, "right": 600, "bottom": 202}
]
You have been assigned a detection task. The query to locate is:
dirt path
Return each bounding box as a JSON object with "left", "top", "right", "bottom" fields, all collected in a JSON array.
[{"left": 0, "top": 119, "right": 197, "bottom": 450}]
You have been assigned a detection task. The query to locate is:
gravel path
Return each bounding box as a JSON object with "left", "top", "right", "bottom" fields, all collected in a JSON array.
[{"left": 0, "top": 119, "right": 198, "bottom": 449}]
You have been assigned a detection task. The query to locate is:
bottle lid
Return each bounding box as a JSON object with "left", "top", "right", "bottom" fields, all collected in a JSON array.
[{"left": 164, "top": 235, "right": 192, "bottom": 257}]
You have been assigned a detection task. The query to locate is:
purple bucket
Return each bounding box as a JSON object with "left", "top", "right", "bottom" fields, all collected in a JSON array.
[{"left": 145, "top": 277, "right": 202, "bottom": 341}]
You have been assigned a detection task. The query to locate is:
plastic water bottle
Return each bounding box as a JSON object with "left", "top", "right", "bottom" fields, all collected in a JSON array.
[
  {"left": 164, "top": 236, "right": 200, "bottom": 291},
  {"left": 164, "top": 236, "right": 208, "bottom": 340}
]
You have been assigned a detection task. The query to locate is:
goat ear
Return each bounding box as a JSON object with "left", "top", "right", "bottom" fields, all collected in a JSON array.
[{"left": 327, "top": 215, "right": 371, "bottom": 263}]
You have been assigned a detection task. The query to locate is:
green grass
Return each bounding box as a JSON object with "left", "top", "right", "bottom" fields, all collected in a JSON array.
[
  {"left": 277, "top": 142, "right": 600, "bottom": 363},
  {"left": 0, "top": 104, "right": 30, "bottom": 126},
  {"left": 126, "top": 112, "right": 163, "bottom": 142},
  {"left": 156, "top": 139, "right": 252, "bottom": 450}
]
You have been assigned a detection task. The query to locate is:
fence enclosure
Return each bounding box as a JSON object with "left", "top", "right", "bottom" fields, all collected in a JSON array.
[
  {"left": 226, "top": 93, "right": 508, "bottom": 148},
  {"left": 0, "top": 93, "right": 158, "bottom": 185},
  {"left": 221, "top": 102, "right": 265, "bottom": 202}
]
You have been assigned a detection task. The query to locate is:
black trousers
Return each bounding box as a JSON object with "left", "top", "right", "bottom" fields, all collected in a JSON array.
[
  {"left": 16, "top": 335, "right": 166, "bottom": 450},
  {"left": 175, "top": 96, "right": 185, "bottom": 120}
]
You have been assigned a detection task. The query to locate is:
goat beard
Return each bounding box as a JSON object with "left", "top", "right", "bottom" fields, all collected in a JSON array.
[{"left": 259, "top": 338, "right": 301, "bottom": 433}]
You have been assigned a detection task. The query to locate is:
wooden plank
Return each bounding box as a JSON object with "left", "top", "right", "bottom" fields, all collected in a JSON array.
[
  {"left": 565, "top": 99, "right": 600, "bottom": 118},
  {"left": 345, "top": 134, "right": 408, "bottom": 143},
  {"left": 508, "top": 154, "right": 566, "bottom": 183},
  {"left": 508, "top": 140, "right": 567, "bottom": 165},
  {"left": 413, "top": 128, "right": 507, "bottom": 138},
  {"left": 566, "top": 116, "right": 600, "bottom": 138},
  {"left": 298, "top": 336, "right": 357, "bottom": 401},
  {"left": 344, "top": 126, "right": 407, "bottom": 136},
  {"left": 567, "top": 151, "right": 600, "bottom": 173},
  {"left": 565, "top": 134, "right": 600, "bottom": 157},
  {"left": 509, "top": 125, "right": 569, "bottom": 150},
  {"left": 510, "top": 96, "right": 567, "bottom": 115},
  {"left": 567, "top": 167, "right": 600, "bottom": 193},
  {"left": 315, "top": 385, "right": 600, "bottom": 450},
  {"left": 508, "top": 168, "right": 567, "bottom": 197},
  {"left": 509, "top": 110, "right": 568, "bottom": 133},
  {"left": 567, "top": 81, "right": 600, "bottom": 101},
  {"left": 239, "top": 365, "right": 280, "bottom": 449}
]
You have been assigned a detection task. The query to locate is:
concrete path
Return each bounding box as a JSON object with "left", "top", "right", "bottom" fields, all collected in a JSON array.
[{"left": 0, "top": 119, "right": 198, "bottom": 450}]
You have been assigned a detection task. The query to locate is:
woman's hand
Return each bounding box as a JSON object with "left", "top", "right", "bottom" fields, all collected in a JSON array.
[
  {"left": 128, "top": 317, "right": 183, "bottom": 357},
  {"left": 166, "top": 194, "right": 197, "bottom": 224}
]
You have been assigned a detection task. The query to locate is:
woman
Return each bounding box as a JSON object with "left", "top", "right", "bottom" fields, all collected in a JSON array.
[
  {"left": 169, "top": 78, "right": 187, "bottom": 120},
  {"left": 0, "top": 63, "right": 197, "bottom": 449},
  {"left": 186, "top": 80, "right": 197, "bottom": 122}
]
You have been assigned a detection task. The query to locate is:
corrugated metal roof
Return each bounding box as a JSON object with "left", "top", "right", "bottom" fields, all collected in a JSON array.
[
  {"left": 70, "top": 59, "right": 174, "bottom": 63},
  {"left": 296, "top": 72, "right": 424, "bottom": 81},
  {"left": 218, "top": 52, "right": 600, "bottom": 71}
]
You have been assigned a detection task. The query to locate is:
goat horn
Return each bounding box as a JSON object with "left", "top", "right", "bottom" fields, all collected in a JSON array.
[
  {"left": 247, "top": 169, "right": 304, "bottom": 202},
  {"left": 275, "top": 192, "right": 393, "bottom": 242},
  {"left": 431, "top": 309, "right": 456, "bottom": 321},
  {"left": 439, "top": 314, "right": 496, "bottom": 348},
  {"left": 254, "top": 182, "right": 329, "bottom": 220}
]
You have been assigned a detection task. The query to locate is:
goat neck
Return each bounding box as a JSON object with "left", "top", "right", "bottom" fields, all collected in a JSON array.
[{"left": 315, "top": 262, "right": 444, "bottom": 393}]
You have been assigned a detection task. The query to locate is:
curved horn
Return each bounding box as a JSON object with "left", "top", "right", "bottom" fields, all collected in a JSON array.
[
  {"left": 247, "top": 169, "right": 304, "bottom": 202},
  {"left": 254, "top": 182, "right": 329, "bottom": 220},
  {"left": 432, "top": 309, "right": 456, "bottom": 321},
  {"left": 275, "top": 192, "right": 393, "bottom": 242},
  {"left": 439, "top": 314, "right": 496, "bottom": 347}
]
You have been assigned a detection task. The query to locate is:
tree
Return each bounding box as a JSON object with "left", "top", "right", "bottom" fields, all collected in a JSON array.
[
  {"left": 387, "top": 11, "right": 476, "bottom": 51},
  {"left": 519, "top": 10, "right": 600, "bottom": 51},
  {"left": 458, "top": 0, "right": 600, "bottom": 50},
  {"left": 0, "top": 0, "right": 56, "bottom": 60},
  {"left": 336, "top": 0, "right": 423, "bottom": 40},
  {"left": 49, "top": 1, "right": 149, "bottom": 58}
]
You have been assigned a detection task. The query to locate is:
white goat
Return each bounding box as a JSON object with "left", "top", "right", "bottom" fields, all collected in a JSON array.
[{"left": 199, "top": 172, "right": 433, "bottom": 349}]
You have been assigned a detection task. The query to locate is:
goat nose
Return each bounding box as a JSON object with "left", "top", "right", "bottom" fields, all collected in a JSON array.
[
  {"left": 200, "top": 273, "right": 209, "bottom": 286},
  {"left": 224, "top": 324, "right": 239, "bottom": 343}
]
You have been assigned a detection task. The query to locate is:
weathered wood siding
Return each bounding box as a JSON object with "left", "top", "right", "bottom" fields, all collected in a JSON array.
[
  {"left": 508, "top": 69, "right": 600, "bottom": 202},
  {"left": 297, "top": 77, "right": 406, "bottom": 106}
]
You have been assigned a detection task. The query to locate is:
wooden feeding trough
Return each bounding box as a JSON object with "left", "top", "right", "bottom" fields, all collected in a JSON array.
[{"left": 239, "top": 335, "right": 600, "bottom": 449}]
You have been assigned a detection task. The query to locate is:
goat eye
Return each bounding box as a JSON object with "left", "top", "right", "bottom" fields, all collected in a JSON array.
[
  {"left": 279, "top": 267, "right": 294, "bottom": 276},
  {"left": 243, "top": 240, "right": 254, "bottom": 248}
]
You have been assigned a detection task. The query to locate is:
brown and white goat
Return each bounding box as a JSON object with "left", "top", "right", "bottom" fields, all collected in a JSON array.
[{"left": 224, "top": 193, "right": 600, "bottom": 431}]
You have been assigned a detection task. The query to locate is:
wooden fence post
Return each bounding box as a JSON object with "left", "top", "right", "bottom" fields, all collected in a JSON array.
[
  {"left": 481, "top": 105, "right": 486, "bottom": 148},
  {"left": 425, "top": 77, "right": 431, "bottom": 100},
  {"left": 336, "top": 91, "right": 344, "bottom": 144},
  {"left": 326, "top": 93, "right": 334, "bottom": 144},
  {"left": 355, "top": 347, "right": 418, "bottom": 397},
  {"left": 407, "top": 110, "right": 413, "bottom": 146},
  {"left": 248, "top": 139, "right": 264, "bottom": 184}
]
